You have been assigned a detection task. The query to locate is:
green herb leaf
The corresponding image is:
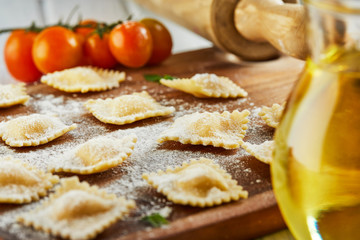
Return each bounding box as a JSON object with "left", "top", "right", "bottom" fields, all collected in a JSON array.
[
  {"left": 141, "top": 213, "right": 169, "bottom": 227},
  {"left": 144, "top": 74, "right": 176, "bottom": 83}
]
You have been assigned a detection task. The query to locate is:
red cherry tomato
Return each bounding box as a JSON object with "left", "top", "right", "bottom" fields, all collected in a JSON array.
[
  {"left": 75, "top": 20, "right": 98, "bottom": 66},
  {"left": 84, "top": 33, "right": 117, "bottom": 69},
  {"left": 32, "top": 26, "right": 82, "bottom": 73},
  {"left": 75, "top": 19, "right": 97, "bottom": 39},
  {"left": 109, "top": 21, "right": 152, "bottom": 68},
  {"left": 140, "top": 18, "right": 172, "bottom": 65},
  {"left": 4, "top": 30, "right": 42, "bottom": 82}
]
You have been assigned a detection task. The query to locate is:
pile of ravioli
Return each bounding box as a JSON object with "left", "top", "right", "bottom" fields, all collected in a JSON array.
[{"left": 0, "top": 67, "right": 285, "bottom": 240}]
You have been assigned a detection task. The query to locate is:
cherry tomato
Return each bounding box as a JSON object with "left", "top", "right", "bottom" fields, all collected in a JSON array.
[
  {"left": 32, "top": 26, "right": 82, "bottom": 73},
  {"left": 109, "top": 21, "right": 152, "bottom": 68},
  {"left": 4, "top": 30, "right": 42, "bottom": 82},
  {"left": 140, "top": 18, "right": 172, "bottom": 65},
  {"left": 84, "top": 33, "right": 117, "bottom": 68},
  {"left": 75, "top": 20, "right": 97, "bottom": 66},
  {"left": 75, "top": 19, "right": 97, "bottom": 39}
]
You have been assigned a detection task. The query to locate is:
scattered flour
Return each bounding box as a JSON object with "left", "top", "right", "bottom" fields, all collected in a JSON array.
[
  {"left": 0, "top": 87, "right": 273, "bottom": 239},
  {"left": 32, "top": 94, "right": 85, "bottom": 123}
]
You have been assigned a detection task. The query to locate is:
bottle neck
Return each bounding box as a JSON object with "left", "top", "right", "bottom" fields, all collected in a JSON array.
[{"left": 305, "top": 0, "right": 360, "bottom": 69}]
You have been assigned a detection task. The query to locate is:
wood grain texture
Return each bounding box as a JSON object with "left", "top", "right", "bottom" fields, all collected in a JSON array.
[
  {"left": 0, "top": 48, "right": 304, "bottom": 240},
  {"left": 234, "top": 0, "right": 307, "bottom": 59}
]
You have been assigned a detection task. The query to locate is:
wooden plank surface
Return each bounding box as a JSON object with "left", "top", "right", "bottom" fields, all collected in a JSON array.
[{"left": 0, "top": 47, "right": 304, "bottom": 240}]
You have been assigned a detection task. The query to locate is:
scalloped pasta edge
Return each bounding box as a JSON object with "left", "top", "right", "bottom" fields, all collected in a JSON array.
[
  {"left": 17, "top": 176, "right": 136, "bottom": 240},
  {"left": 41, "top": 67, "right": 126, "bottom": 93},
  {"left": 49, "top": 134, "right": 137, "bottom": 174},
  {"left": 157, "top": 110, "right": 250, "bottom": 149},
  {"left": 160, "top": 75, "right": 248, "bottom": 98},
  {"left": 84, "top": 91, "right": 175, "bottom": 125},
  {"left": 0, "top": 83, "right": 30, "bottom": 107},
  {"left": 143, "top": 158, "right": 248, "bottom": 207},
  {"left": 0, "top": 155, "right": 59, "bottom": 204},
  {"left": 1, "top": 124, "right": 77, "bottom": 147}
]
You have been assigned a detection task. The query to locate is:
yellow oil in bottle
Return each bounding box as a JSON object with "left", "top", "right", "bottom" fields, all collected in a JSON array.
[{"left": 272, "top": 47, "right": 360, "bottom": 240}]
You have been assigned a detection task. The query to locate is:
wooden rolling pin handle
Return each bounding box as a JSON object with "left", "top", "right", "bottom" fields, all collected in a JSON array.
[
  {"left": 132, "top": 0, "right": 306, "bottom": 60},
  {"left": 234, "top": 0, "right": 307, "bottom": 59}
]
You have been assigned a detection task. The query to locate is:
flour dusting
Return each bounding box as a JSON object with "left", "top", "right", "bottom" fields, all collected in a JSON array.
[{"left": 0, "top": 84, "right": 273, "bottom": 239}]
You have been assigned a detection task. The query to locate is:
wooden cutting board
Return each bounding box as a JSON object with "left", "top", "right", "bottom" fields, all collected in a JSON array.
[{"left": 0, "top": 47, "right": 304, "bottom": 240}]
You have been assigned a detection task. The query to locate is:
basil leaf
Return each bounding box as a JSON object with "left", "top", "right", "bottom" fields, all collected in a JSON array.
[
  {"left": 141, "top": 213, "right": 169, "bottom": 227},
  {"left": 144, "top": 74, "right": 176, "bottom": 83}
]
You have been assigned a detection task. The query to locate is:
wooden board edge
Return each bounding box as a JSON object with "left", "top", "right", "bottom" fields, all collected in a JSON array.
[{"left": 118, "top": 190, "right": 286, "bottom": 240}]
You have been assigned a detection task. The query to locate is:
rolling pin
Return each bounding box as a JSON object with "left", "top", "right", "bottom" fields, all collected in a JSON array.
[{"left": 133, "top": 0, "right": 306, "bottom": 61}]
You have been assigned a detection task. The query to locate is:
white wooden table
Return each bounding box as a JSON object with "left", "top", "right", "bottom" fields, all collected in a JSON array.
[{"left": 0, "top": 1, "right": 295, "bottom": 239}]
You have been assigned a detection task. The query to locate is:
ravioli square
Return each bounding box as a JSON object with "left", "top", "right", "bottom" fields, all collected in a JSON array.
[
  {"left": 0, "top": 155, "right": 59, "bottom": 204},
  {"left": 0, "top": 83, "right": 30, "bottom": 108},
  {"left": 41, "top": 66, "right": 125, "bottom": 93},
  {"left": 160, "top": 73, "right": 248, "bottom": 98},
  {"left": 258, "top": 103, "right": 285, "bottom": 128},
  {"left": 0, "top": 114, "right": 77, "bottom": 147},
  {"left": 240, "top": 140, "right": 274, "bottom": 164},
  {"left": 17, "top": 176, "right": 136, "bottom": 240},
  {"left": 158, "top": 110, "right": 250, "bottom": 149},
  {"left": 49, "top": 134, "right": 137, "bottom": 174},
  {"left": 84, "top": 91, "right": 175, "bottom": 125},
  {"left": 143, "top": 158, "right": 248, "bottom": 207}
]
